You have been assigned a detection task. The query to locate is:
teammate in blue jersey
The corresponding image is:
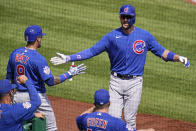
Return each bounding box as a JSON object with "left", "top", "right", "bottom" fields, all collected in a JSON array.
[
  {"left": 0, "top": 75, "right": 44, "bottom": 131},
  {"left": 51, "top": 4, "right": 190, "bottom": 130},
  {"left": 76, "top": 89, "right": 155, "bottom": 131},
  {"left": 6, "top": 25, "right": 87, "bottom": 131}
]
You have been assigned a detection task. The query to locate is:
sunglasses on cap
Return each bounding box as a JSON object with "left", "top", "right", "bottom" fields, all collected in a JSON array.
[{"left": 120, "top": 15, "right": 134, "bottom": 19}]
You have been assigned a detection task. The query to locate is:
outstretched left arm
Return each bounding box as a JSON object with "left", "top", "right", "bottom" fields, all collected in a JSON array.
[
  {"left": 45, "top": 63, "right": 87, "bottom": 86},
  {"left": 162, "top": 49, "right": 190, "bottom": 68}
]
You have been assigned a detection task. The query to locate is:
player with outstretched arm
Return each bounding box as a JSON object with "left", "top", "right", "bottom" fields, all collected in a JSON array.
[
  {"left": 6, "top": 25, "right": 87, "bottom": 131},
  {"left": 51, "top": 4, "right": 190, "bottom": 130}
]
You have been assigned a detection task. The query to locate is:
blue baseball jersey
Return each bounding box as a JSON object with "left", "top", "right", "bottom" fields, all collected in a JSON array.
[
  {"left": 76, "top": 112, "right": 132, "bottom": 131},
  {"left": 70, "top": 27, "right": 165, "bottom": 76},
  {"left": 0, "top": 80, "right": 41, "bottom": 131},
  {"left": 6, "top": 47, "right": 53, "bottom": 93}
]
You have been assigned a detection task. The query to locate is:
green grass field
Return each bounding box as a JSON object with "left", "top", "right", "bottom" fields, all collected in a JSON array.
[{"left": 0, "top": 0, "right": 195, "bottom": 123}]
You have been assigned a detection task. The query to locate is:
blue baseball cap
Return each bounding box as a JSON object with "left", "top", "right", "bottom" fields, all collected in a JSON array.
[
  {"left": 24, "top": 25, "right": 46, "bottom": 42},
  {"left": 0, "top": 79, "right": 17, "bottom": 94},
  {"left": 94, "top": 89, "right": 110, "bottom": 105}
]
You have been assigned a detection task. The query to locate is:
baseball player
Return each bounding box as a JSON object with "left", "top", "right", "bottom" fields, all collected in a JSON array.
[
  {"left": 6, "top": 25, "right": 87, "bottom": 131},
  {"left": 76, "top": 89, "right": 155, "bottom": 131},
  {"left": 0, "top": 75, "right": 44, "bottom": 131},
  {"left": 50, "top": 4, "right": 190, "bottom": 130}
]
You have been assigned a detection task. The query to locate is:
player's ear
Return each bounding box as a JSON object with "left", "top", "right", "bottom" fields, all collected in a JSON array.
[{"left": 37, "top": 37, "right": 42, "bottom": 42}]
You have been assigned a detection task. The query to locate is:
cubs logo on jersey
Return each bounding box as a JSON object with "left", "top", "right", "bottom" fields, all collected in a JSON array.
[{"left": 133, "top": 40, "right": 145, "bottom": 54}]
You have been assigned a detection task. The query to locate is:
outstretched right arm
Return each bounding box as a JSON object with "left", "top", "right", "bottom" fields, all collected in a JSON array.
[{"left": 50, "top": 34, "right": 109, "bottom": 65}]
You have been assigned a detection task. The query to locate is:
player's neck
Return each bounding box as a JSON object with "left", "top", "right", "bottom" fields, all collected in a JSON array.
[
  {"left": 26, "top": 44, "right": 38, "bottom": 50},
  {"left": 122, "top": 25, "right": 134, "bottom": 35},
  {"left": 95, "top": 108, "right": 108, "bottom": 113}
]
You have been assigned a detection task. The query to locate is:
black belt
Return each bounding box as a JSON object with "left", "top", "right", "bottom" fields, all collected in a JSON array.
[
  {"left": 111, "top": 72, "right": 137, "bottom": 80},
  {"left": 16, "top": 89, "right": 27, "bottom": 92}
]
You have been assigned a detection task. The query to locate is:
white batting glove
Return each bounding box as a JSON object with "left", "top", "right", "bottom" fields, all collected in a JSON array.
[
  {"left": 179, "top": 56, "right": 190, "bottom": 68},
  {"left": 67, "top": 63, "right": 87, "bottom": 76},
  {"left": 50, "top": 52, "right": 70, "bottom": 65}
]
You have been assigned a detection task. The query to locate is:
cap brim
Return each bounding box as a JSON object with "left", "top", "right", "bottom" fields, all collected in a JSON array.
[
  {"left": 120, "top": 13, "right": 135, "bottom": 16},
  {"left": 42, "top": 33, "right": 46, "bottom": 36}
]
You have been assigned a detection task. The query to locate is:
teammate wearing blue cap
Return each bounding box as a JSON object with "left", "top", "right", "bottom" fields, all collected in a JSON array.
[
  {"left": 51, "top": 4, "right": 190, "bottom": 130},
  {"left": 6, "top": 25, "right": 87, "bottom": 131},
  {"left": 76, "top": 89, "right": 155, "bottom": 131},
  {"left": 0, "top": 75, "right": 44, "bottom": 131}
]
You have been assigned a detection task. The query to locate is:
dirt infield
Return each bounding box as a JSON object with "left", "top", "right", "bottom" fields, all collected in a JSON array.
[
  {"left": 48, "top": 96, "right": 196, "bottom": 131},
  {"left": 185, "top": 0, "right": 196, "bottom": 5}
]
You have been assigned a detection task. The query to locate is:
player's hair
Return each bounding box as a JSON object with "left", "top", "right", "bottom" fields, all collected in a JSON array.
[
  {"left": 94, "top": 102, "right": 110, "bottom": 110},
  {"left": 27, "top": 41, "right": 36, "bottom": 45}
]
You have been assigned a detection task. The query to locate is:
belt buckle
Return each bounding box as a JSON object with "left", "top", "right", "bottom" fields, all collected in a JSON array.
[
  {"left": 121, "top": 76, "right": 126, "bottom": 80},
  {"left": 113, "top": 72, "right": 117, "bottom": 77}
]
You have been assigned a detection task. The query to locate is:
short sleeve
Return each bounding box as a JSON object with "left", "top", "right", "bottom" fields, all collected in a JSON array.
[
  {"left": 76, "top": 114, "right": 88, "bottom": 130},
  {"left": 36, "top": 57, "right": 53, "bottom": 81}
]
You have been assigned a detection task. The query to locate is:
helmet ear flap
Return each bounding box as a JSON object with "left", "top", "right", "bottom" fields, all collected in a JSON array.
[{"left": 128, "top": 15, "right": 136, "bottom": 26}]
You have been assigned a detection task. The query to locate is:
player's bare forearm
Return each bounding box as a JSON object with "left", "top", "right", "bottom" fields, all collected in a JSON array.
[
  {"left": 173, "top": 54, "right": 180, "bottom": 62},
  {"left": 162, "top": 49, "right": 179, "bottom": 62},
  {"left": 162, "top": 49, "right": 190, "bottom": 67},
  {"left": 53, "top": 76, "right": 61, "bottom": 85},
  {"left": 80, "top": 106, "right": 95, "bottom": 116}
]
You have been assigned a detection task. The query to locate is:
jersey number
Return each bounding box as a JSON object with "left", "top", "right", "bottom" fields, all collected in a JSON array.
[{"left": 17, "top": 65, "right": 25, "bottom": 75}]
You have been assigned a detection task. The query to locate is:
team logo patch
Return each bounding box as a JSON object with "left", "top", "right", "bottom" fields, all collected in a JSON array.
[
  {"left": 133, "top": 40, "right": 145, "bottom": 54},
  {"left": 23, "top": 102, "right": 31, "bottom": 109},
  {"left": 43, "top": 66, "right": 50, "bottom": 75},
  {"left": 124, "top": 7, "right": 128, "bottom": 13}
]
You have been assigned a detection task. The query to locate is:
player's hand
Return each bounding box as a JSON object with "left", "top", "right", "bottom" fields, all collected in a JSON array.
[
  {"left": 17, "top": 75, "right": 28, "bottom": 84},
  {"left": 67, "top": 63, "right": 87, "bottom": 76},
  {"left": 34, "top": 112, "right": 45, "bottom": 119},
  {"left": 50, "top": 52, "right": 71, "bottom": 65},
  {"left": 179, "top": 56, "right": 190, "bottom": 68}
]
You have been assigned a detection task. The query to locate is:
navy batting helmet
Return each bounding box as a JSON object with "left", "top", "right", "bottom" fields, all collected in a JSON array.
[
  {"left": 24, "top": 25, "right": 46, "bottom": 42},
  {"left": 120, "top": 4, "right": 136, "bottom": 26}
]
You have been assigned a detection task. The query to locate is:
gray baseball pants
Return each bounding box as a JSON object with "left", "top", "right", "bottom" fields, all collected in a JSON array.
[
  {"left": 108, "top": 74, "right": 143, "bottom": 130},
  {"left": 13, "top": 91, "right": 58, "bottom": 131}
]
